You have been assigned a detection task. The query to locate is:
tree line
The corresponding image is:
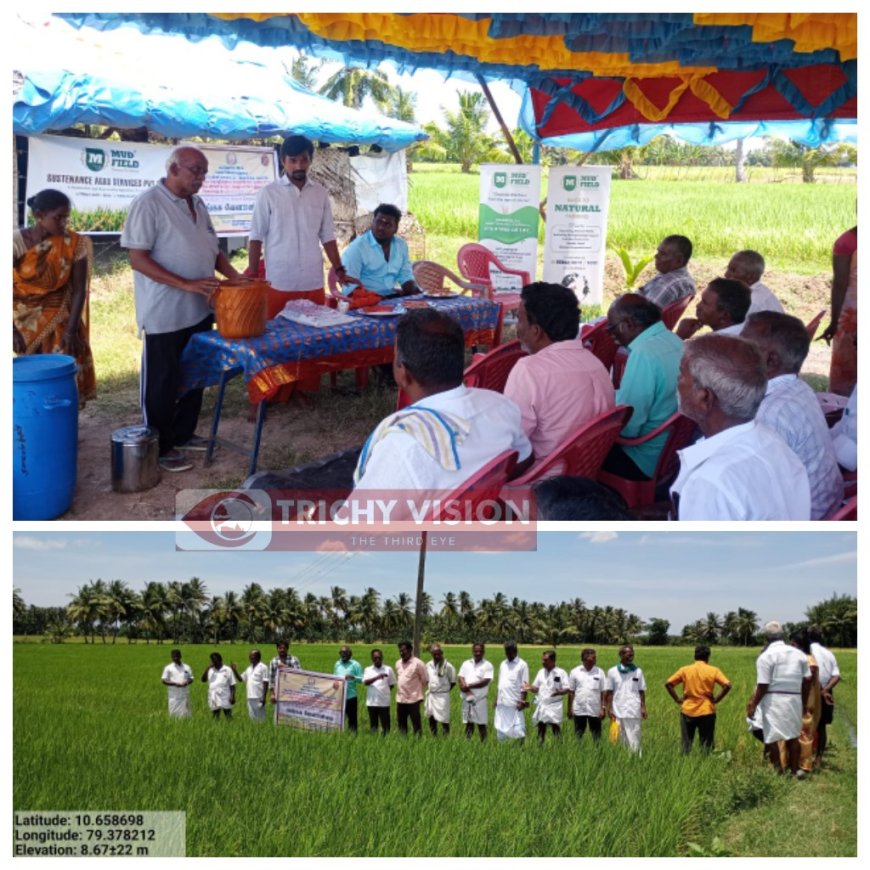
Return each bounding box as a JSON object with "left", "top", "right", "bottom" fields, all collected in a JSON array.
[{"left": 13, "top": 583, "right": 856, "bottom": 649}]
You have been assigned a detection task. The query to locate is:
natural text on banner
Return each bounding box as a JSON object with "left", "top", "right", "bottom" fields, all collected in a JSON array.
[
  {"left": 542, "top": 165, "right": 611, "bottom": 306},
  {"left": 275, "top": 668, "right": 346, "bottom": 731},
  {"left": 478, "top": 164, "right": 541, "bottom": 290}
]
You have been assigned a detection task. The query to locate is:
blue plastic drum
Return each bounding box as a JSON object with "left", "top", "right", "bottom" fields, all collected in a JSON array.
[{"left": 13, "top": 355, "right": 79, "bottom": 520}]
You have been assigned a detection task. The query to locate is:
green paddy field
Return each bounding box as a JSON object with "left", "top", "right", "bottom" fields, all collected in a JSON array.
[{"left": 13, "top": 641, "right": 856, "bottom": 857}]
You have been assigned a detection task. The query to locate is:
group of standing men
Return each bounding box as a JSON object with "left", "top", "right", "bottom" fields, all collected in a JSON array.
[{"left": 162, "top": 630, "right": 843, "bottom": 775}]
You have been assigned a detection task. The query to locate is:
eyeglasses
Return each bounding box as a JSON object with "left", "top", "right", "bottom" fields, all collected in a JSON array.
[
  {"left": 178, "top": 163, "right": 208, "bottom": 178},
  {"left": 606, "top": 320, "right": 624, "bottom": 334}
]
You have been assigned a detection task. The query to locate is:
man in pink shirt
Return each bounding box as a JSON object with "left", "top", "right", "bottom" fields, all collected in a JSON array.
[
  {"left": 395, "top": 641, "right": 428, "bottom": 736},
  {"left": 504, "top": 282, "right": 615, "bottom": 465}
]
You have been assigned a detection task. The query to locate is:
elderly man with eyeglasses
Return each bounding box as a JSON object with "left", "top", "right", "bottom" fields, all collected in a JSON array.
[{"left": 122, "top": 145, "right": 241, "bottom": 473}]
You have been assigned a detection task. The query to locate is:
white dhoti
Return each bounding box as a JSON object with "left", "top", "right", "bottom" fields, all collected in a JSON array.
[
  {"left": 760, "top": 693, "right": 802, "bottom": 743},
  {"left": 461, "top": 696, "right": 488, "bottom": 725},
  {"left": 531, "top": 701, "right": 563, "bottom": 726},
  {"left": 494, "top": 704, "right": 526, "bottom": 740},
  {"left": 168, "top": 695, "right": 191, "bottom": 719},
  {"left": 617, "top": 717, "right": 642, "bottom": 753},
  {"left": 248, "top": 699, "right": 267, "bottom": 722},
  {"left": 425, "top": 691, "right": 451, "bottom": 723}
]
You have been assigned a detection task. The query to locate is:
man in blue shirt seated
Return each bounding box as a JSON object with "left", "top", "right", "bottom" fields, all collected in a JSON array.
[
  {"left": 601, "top": 294, "right": 684, "bottom": 480},
  {"left": 341, "top": 203, "right": 421, "bottom": 297}
]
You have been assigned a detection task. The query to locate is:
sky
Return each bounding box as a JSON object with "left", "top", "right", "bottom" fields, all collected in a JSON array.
[{"left": 14, "top": 531, "right": 856, "bottom": 632}]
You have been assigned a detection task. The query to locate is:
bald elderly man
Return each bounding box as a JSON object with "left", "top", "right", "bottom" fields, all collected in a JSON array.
[{"left": 122, "top": 145, "right": 241, "bottom": 473}]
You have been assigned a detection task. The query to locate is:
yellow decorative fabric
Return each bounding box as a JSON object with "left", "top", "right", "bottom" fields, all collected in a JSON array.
[
  {"left": 694, "top": 13, "right": 856, "bottom": 60},
  {"left": 287, "top": 13, "right": 717, "bottom": 78},
  {"left": 622, "top": 77, "right": 691, "bottom": 122}
]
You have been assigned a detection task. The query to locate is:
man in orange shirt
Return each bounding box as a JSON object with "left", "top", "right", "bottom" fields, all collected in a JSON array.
[{"left": 665, "top": 645, "right": 732, "bottom": 753}]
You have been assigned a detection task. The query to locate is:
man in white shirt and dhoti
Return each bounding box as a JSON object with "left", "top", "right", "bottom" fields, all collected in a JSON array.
[
  {"left": 746, "top": 621, "right": 812, "bottom": 775},
  {"left": 425, "top": 644, "right": 456, "bottom": 736},
  {"left": 458, "top": 643, "right": 494, "bottom": 741},
  {"left": 526, "top": 650, "right": 570, "bottom": 743},
  {"left": 494, "top": 641, "right": 529, "bottom": 741},
  {"left": 161, "top": 649, "right": 194, "bottom": 718}
]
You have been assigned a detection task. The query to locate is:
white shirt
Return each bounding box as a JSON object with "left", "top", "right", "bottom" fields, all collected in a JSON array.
[
  {"left": 496, "top": 657, "right": 529, "bottom": 707},
  {"left": 755, "top": 374, "right": 843, "bottom": 519},
  {"left": 671, "top": 420, "right": 811, "bottom": 520},
  {"left": 351, "top": 385, "right": 532, "bottom": 498},
  {"left": 425, "top": 659, "right": 456, "bottom": 694},
  {"left": 747, "top": 281, "right": 785, "bottom": 317},
  {"left": 755, "top": 640, "right": 810, "bottom": 693},
  {"left": 206, "top": 665, "right": 237, "bottom": 709},
  {"left": 161, "top": 662, "right": 193, "bottom": 702},
  {"left": 241, "top": 662, "right": 269, "bottom": 701},
  {"left": 810, "top": 643, "right": 841, "bottom": 690},
  {"left": 458, "top": 658, "right": 494, "bottom": 702},
  {"left": 715, "top": 322, "right": 745, "bottom": 337},
  {"left": 606, "top": 666, "right": 647, "bottom": 719},
  {"left": 363, "top": 664, "right": 396, "bottom": 707},
  {"left": 249, "top": 175, "right": 336, "bottom": 292},
  {"left": 532, "top": 666, "right": 570, "bottom": 709},
  {"left": 568, "top": 665, "right": 606, "bottom": 716},
  {"left": 830, "top": 386, "right": 857, "bottom": 472}
]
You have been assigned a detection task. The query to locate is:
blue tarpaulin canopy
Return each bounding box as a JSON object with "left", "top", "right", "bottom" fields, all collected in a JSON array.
[{"left": 13, "top": 39, "right": 427, "bottom": 152}]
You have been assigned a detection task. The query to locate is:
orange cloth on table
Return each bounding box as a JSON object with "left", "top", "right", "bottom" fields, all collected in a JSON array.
[
  {"left": 265, "top": 287, "right": 326, "bottom": 397},
  {"left": 13, "top": 229, "right": 96, "bottom": 406},
  {"left": 665, "top": 660, "right": 731, "bottom": 717},
  {"left": 345, "top": 288, "right": 385, "bottom": 310}
]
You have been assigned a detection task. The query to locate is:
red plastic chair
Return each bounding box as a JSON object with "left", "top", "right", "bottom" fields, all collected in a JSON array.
[
  {"left": 396, "top": 340, "right": 527, "bottom": 411},
  {"left": 462, "top": 340, "right": 527, "bottom": 393},
  {"left": 430, "top": 449, "right": 518, "bottom": 521},
  {"left": 825, "top": 495, "right": 856, "bottom": 521},
  {"left": 412, "top": 260, "right": 484, "bottom": 297},
  {"left": 660, "top": 293, "right": 695, "bottom": 331},
  {"left": 502, "top": 405, "right": 633, "bottom": 492},
  {"left": 457, "top": 243, "right": 530, "bottom": 346},
  {"left": 597, "top": 412, "right": 698, "bottom": 508},
  {"left": 805, "top": 309, "right": 826, "bottom": 341},
  {"left": 581, "top": 320, "right": 619, "bottom": 373}
]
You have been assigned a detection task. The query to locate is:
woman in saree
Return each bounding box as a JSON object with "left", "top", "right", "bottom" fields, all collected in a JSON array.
[
  {"left": 13, "top": 188, "right": 96, "bottom": 405},
  {"left": 821, "top": 225, "right": 857, "bottom": 396}
]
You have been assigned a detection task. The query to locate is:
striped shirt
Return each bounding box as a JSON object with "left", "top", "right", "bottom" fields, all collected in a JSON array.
[{"left": 755, "top": 374, "right": 844, "bottom": 519}]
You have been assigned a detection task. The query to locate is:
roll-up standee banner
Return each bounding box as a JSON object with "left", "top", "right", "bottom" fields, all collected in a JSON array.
[
  {"left": 542, "top": 165, "right": 611, "bottom": 306},
  {"left": 478, "top": 164, "right": 541, "bottom": 291}
]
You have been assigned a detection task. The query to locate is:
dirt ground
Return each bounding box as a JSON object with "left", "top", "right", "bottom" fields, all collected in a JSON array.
[{"left": 61, "top": 267, "right": 835, "bottom": 521}]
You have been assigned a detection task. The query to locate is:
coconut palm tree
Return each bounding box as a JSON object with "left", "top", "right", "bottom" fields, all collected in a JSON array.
[
  {"left": 140, "top": 581, "right": 168, "bottom": 644},
  {"left": 319, "top": 66, "right": 394, "bottom": 111},
  {"left": 441, "top": 91, "right": 497, "bottom": 173}
]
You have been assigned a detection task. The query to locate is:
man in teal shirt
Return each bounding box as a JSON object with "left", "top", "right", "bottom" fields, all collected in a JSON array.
[
  {"left": 333, "top": 646, "right": 364, "bottom": 732},
  {"left": 341, "top": 204, "right": 420, "bottom": 297},
  {"left": 602, "top": 294, "right": 684, "bottom": 479}
]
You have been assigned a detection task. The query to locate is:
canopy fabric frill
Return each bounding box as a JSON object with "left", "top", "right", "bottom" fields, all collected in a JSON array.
[
  {"left": 56, "top": 11, "right": 857, "bottom": 150},
  {"left": 13, "top": 61, "right": 427, "bottom": 152}
]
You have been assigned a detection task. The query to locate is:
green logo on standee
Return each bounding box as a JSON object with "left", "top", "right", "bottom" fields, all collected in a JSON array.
[
  {"left": 493, "top": 172, "right": 507, "bottom": 188},
  {"left": 562, "top": 175, "right": 577, "bottom": 191},
  {"left": 84, "top": 149, "right": 106, "bottom": 172},
  {"left": 83, "top": 148, "right": 141, "bottom": 172}
]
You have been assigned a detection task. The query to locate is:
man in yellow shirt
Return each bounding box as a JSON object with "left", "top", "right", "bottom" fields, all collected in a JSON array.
[{"left": 665, "top": 645, "right": 732, "bottom": 753}]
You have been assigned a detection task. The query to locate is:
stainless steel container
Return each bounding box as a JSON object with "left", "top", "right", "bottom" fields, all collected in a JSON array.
[{"left": 111, "top": 425, "right": 160, "bottom": 493}]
